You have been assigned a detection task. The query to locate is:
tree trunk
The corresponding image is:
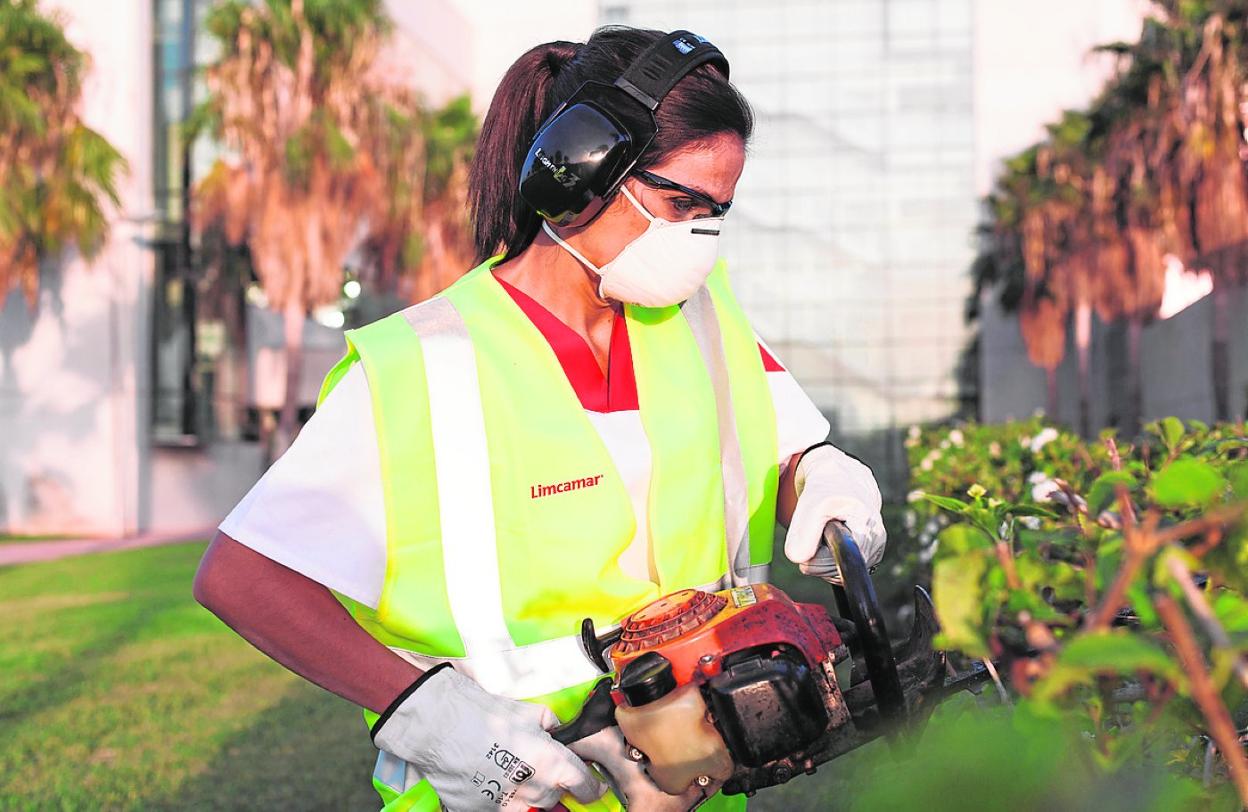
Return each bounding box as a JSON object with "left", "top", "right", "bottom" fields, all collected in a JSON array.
[
  {"left": 1125, "top": 315, "right": 1143, "bottom": 438},
  {"left": 1045, "top": 365, "right": 1059, "bottom": 420},
  {"left": 275, "top": 298, "right": 306, "bottom": 457},
  {"left": 1211, "top": 284, "right": 1230, "bottom": 422},
  {"left": 1075, "top": 300, "right": 1092, "bottom": 438}
]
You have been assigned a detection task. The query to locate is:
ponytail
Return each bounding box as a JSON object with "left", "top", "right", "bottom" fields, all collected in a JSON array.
[
  {"left": 468, "top": 41, "right": 579, "bottom": 265},
  {"left": 467, "top": 27, "right": 754, "bottom": 266}
]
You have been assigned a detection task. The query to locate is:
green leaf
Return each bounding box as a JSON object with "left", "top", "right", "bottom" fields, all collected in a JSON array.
[
  {"left": 932, "top": 551, "right": 990, "bottom": 658},
  {"left": 1212, "top": 591, "right": 1248, "bottom": 635},
  {"left": 1125, "top": 580, "right": 1160, "bottom": 629},
  {"left": 1032, "top": 631, "right": 1184, "bottom": 701},
  {"left": 1149, "top": 458, "right": 1226, "bottom": 508},
  {"left": 1008, "top": 504, "right": 1060, "bottom": 519},
  {"left": 935, "top": 523, "right": 994, "bottom": 556},
  {"left": 924, "top": 494, "right": 970, "bottom": 514},
  {"left": 1160, "top": 416, "right": 1185, "bottom": 452},
  {"left": 1087, "top": 470, "right": 1136, "bottom": 516},
  {"left": 1058, "top": 631, "right": 1180, "bottom": 677},
  {"left": 1228, "top": 461, "right": 1248, "bottom": 500}
]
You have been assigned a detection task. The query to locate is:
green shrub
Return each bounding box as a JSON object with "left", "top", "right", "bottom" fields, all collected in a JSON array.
[{"left": 894, "top": 417, "right": 1248, "bottom": 807}]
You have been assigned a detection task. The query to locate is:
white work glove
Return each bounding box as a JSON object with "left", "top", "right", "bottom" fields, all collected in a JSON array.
[
  {"left": 371, "top": 664, "right": 608, "bottom": 810},
  {"left": 569, "top": 726, "right": 721, "bottom": 810},
  {"left": 783, "top": 443, "right": 886, "bottom": 584}
]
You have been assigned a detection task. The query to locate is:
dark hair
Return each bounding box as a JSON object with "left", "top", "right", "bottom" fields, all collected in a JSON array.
[{"left": 467, "top": 26, "right": 755, "bottom": 265}]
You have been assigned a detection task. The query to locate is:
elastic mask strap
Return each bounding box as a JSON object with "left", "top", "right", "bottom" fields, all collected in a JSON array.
[
  {"left": 542, "top": 220, "right": 601, "bottom": 274},
  {"left": 619, "top": 185, "right": 656, "bottom": 223}
]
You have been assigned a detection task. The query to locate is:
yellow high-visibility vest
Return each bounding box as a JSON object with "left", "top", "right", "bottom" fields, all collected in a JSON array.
[{"left": 318, "top": 256, "right": 778, "bottom": 811}]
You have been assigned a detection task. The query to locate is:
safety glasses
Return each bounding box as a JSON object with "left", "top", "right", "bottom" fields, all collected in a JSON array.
[{"left": 632, "top": 169, "right": 733, "bottom": 219}]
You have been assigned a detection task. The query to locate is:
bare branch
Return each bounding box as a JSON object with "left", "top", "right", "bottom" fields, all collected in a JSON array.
[{"left": 1155, "top": 594, "right": 1248, "bottom": 806}]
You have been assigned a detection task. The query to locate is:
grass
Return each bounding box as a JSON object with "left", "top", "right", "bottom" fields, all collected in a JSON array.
[
  {"left": 0, "top": 541, "right": 879, "bottom": 811},
  {"left": 0, "top": 542, "right": 377, "bottom": 810},
  {"left": 0, "top": 534, "right": 80, "bottom": 544}
]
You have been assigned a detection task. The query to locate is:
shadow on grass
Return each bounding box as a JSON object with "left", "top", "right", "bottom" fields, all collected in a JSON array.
[
  {"left": 0, "top": 548, "right": 197, "bottom": 739},
  {"left": 151, "top": 681, "right": 380, "bottom": 811}
]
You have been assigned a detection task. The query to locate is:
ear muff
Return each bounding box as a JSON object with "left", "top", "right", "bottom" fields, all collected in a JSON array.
[
  {"left": 518, "top": 84, "right": 641, "bottom": 226},
  {"left": 518, "top": 30, "right": 729, "bottom": 227}
]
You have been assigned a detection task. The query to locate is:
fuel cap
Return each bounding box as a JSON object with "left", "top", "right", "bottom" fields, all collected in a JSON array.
[{"left": 618, "top": 651, "right": 676, "bottom": 706}]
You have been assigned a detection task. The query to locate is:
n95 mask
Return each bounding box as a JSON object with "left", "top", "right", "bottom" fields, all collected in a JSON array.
[{"left": 543, "top": 185, "right": 723, "bottom": 308}]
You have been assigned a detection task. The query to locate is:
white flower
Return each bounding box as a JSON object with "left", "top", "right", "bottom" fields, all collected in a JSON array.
[
  {"left": 906, "top": 489, "right": 926, "bottom": 503},
  {"left": 989, "top": 441, "right": 1002, "bottom": 457},
  {"left": 1031, "top": 477, "right": 1061, "bottom": 502},
  {"left": 948, "top": 429, "right": 964, "bottom": 447},
  {"left": 940, "top": 439, "right": 950, "bottom": 449},
  {"left": 908, "top": 425, "right": 921, "bottom": 440},
  {"left": 1019, "top": 516, "right": 1041, "bottom": 530},
  {"left": 1027, "top": 470, "right": 1049, "bottom": 484},
  {"left": 1029, "top": 427, "right": 1059, "bottom": 452},
  {"left": 920, "top": 457, "right": 934, "bottom": 471}
]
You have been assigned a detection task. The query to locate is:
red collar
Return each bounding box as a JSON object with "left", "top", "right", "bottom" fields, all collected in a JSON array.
[
  {"left": 493, "top": 275, "right": 784, "bottom": 412},
  {"left": 494, "top": 275, "right": 639, "bottom": 412}
]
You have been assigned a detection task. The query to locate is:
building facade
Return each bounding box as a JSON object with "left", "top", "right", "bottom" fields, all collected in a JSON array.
[
  {"left": 0, "top": 0, "right": 479, "bottom": 537},
  {"left": 601, "top": 0, "right": 978, "bottom": 489}
]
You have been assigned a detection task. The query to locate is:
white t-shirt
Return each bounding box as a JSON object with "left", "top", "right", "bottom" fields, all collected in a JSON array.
[{"left": 221, "top": 302, "right": 834, "bottom": 609}]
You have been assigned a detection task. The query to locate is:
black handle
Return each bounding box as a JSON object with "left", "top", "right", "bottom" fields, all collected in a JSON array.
[
  {"left": 823, "top": 520, "right": 906, "bottom": 728},
  {"left": 548, "top": 678, "right": 617, "bottom": 746}
]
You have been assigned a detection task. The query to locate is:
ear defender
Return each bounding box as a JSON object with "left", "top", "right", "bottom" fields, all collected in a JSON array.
[{"left": 518, "top": 30, "right": 730, "bottom": 228}]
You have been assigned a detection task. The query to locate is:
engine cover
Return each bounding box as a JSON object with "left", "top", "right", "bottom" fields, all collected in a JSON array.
[{"left": 609, "top": 584, "right": 852, "bottom": 795}]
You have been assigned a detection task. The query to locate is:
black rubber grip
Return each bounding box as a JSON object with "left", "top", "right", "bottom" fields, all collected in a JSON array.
[{"left": 548, "top": 678, "right": 617, "bottom": 746}]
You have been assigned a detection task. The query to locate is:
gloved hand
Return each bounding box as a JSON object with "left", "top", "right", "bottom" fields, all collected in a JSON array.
[
  {"left": 569, "top": 726, "right": 721, "bottom": 811},
  {"left": 783, "top": 443, "right": 886, "bottom": 584},
  {"left": 371, "top": 664, "right": 608, "bottom": 810}
]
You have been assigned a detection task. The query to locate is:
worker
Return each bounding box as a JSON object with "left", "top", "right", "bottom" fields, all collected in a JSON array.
[{"left": 194, "top": 25, "right": 885, "bottom": 812}]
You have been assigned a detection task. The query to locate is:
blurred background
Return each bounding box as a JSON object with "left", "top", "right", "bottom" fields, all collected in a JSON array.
[
  {"left": 2, "top": 0, "right": 1247, "bottom": 808},
  {"left": 7, "top": 0, "right": 1243, "bottom": 541}
]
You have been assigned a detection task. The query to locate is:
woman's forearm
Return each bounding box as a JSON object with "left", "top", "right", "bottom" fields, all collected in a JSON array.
[
  {"left": 777, "top": 452, "right": 800, "bottom": 527},
  {"left": 193, "top": 531, "right": 421, "bottom": 714}
]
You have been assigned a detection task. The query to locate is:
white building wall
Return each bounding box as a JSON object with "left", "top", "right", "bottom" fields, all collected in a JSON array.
[
  {"left": 981, "top": 286, "right": 1248, "bottom": 426},
  {"left": 0, "top": 0, "right": 154, "bottom": 535},
  {"left": 448, "top": 0, "right": 600, "bottom": 115}
]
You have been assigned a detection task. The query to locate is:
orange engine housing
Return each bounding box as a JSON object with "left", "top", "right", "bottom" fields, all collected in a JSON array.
[{"left": 609, "top": 583, "right": 844, "bottom": 699}]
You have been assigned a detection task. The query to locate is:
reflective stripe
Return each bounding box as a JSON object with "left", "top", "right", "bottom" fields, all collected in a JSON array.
[
  {"left": 373, "top": 749, "right": 419, "bottom": 794},
  {"left": 402, "top": 299, "right": 516, "bottom": 669},
  {"left": 384, "top": 571, "right": 763, "bottom": 699},
  {"left": 390, "top": 636, "right": 602, "bottom": 699},
  {"left": 682, "top": 287, "right": 752, "bottom": 586}
]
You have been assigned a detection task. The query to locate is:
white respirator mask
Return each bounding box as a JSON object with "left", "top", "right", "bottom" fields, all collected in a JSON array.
[{"left": 542, "top": 185, "right": 723, "bottom": 308}]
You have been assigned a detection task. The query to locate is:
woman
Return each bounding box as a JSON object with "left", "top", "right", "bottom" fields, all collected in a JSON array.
[{"left": 195, "top": 25, "right": 885, "bottom": 812}]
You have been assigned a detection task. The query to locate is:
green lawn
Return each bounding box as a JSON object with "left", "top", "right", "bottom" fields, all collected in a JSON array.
[
  {"left": 0, "top": 542, "right": 873, "bottom": 810},
  {"left": 0, "top": 534, "right": 78, "bottom": 544},
  {"left": 0, "top": 542, "right": 377, "bottom": 810}
]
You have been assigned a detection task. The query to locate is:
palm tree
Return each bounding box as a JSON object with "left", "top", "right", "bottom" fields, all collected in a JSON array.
[
  {"left": 358, "top": 93, "right": 478, "bottom": 304},
  {"left": 193, "top": 0, "right": 398, "bottom": 452},
  {"left": 1174, "top": 5, "right": 1248, "bottom": 421},
  {"left": 1036, "top": 110, "right": 1099, "bottom": 436},
  {"left": 975, "top": 147, "right": 1072, "bottom": 418},
  {"left": 1085, "top": 22, "right": 1179, "bottom": 434},
  {"left": 0, "top": 0, "right": 126, "bottom": 305}
]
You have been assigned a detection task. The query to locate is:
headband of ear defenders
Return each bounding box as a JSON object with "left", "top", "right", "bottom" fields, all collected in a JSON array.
[{"left": 517, "top": 30, "right": 730, "bottom": 226}]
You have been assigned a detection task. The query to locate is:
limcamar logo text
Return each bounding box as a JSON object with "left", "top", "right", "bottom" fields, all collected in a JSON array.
[{"left": 530, "top": 474, "right": 604, "bottom": 499}]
